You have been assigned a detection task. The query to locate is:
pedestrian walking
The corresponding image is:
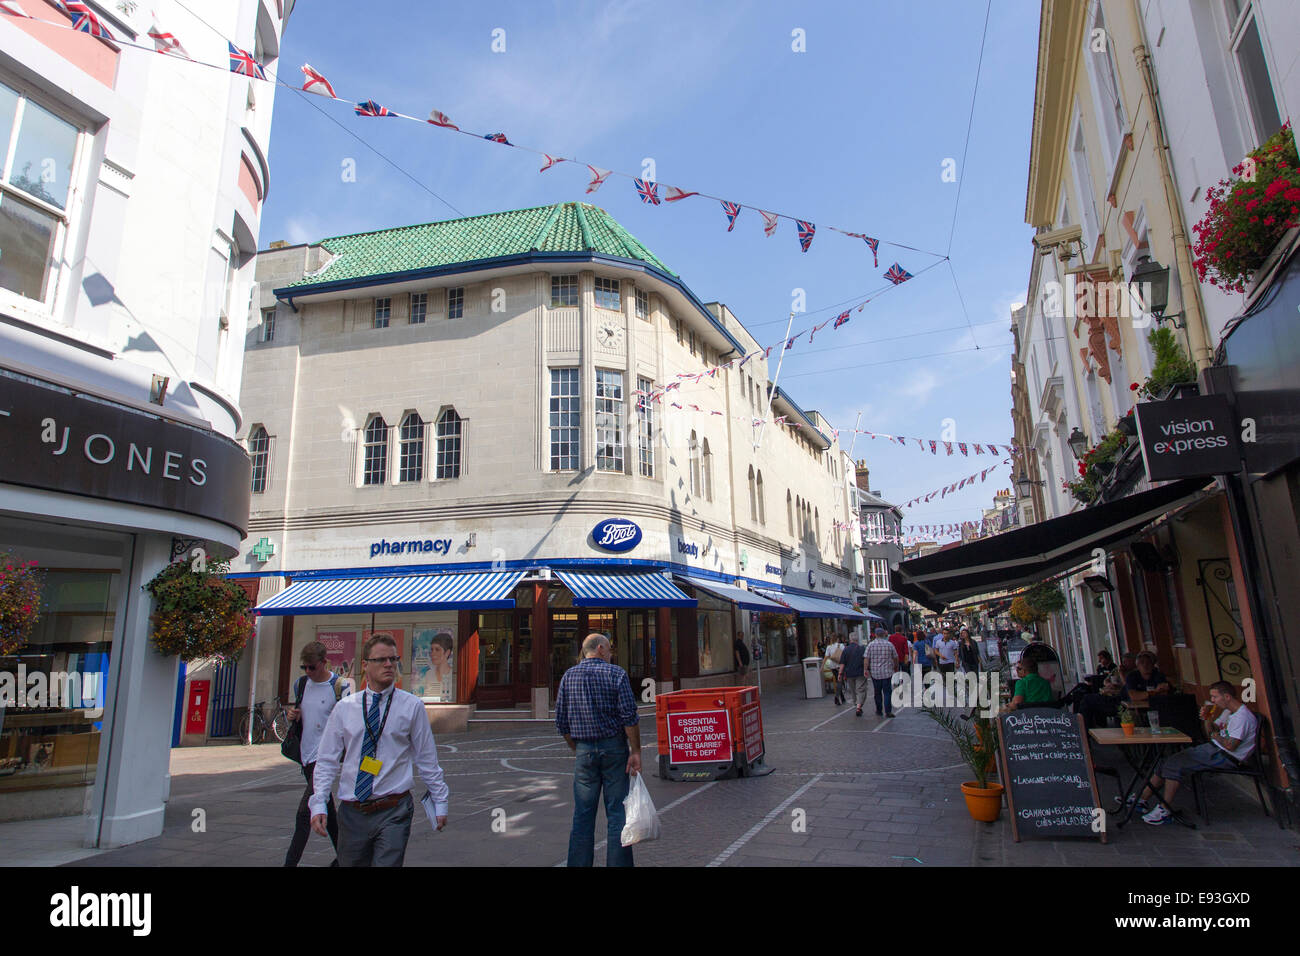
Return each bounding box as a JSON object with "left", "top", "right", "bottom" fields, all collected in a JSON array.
[
  {"left": 934, "top": 628, "right": 959, "bottom": 676},
  {"left": 957, "top": 628, "right": 980, "bottom": 674},
  {"left": 555, "top": 633, "right": 642, "bottom": 867},
  {"left": 888, "top": 628, "right": 911, "bottom": 679},
  {"left": 733, "top": 629, "right": 751, "bottom": 679},
  {"left": 310, "top": 634, "right": 449, "bottom": 867},
  {"left": 867, "top": 627, "right": 899, "bottom": 717},
  {"left": 838, "top": 634, "right": 869, "bottom": 716},
  {"left": 284, "top": 641, "right": 347, "bottom": 867},
  {"left": 823, "top": 633, "right": 846, "bottom": 703},
  {"left": 911, "top": 630, "right": 932, "bottom": 676}
]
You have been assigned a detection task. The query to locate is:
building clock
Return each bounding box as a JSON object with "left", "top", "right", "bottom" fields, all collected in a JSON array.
[{"left": 596, "top": 321, "right": 625, "bottom": 349}]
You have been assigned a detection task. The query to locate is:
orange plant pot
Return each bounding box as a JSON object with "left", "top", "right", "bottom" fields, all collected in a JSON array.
[
  {"left": 960, "top": 781, "right": 1005, "bottom": 822},
  {"left": 1121, "top": 722, "right": 1136, "bottom": 736}
]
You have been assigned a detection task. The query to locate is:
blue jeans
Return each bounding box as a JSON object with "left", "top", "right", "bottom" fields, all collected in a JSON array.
[
  {"left": 568, "top": 735, "right": 633, "bottom": 867},
  {"left": 872, "top": 677, "right": 893, "bottom": 715}
]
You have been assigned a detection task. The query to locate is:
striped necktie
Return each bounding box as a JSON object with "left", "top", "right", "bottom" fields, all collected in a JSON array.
[{"left": 355, "top": 691, "right": 380, "bottom": 802}]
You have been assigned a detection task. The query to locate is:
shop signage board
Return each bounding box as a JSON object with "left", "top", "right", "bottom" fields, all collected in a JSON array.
[
  {"left": 665, "top": 709, "right": 732, "bottom": 763},
  {"left": 590, "top": 518, "right": 642, "bottom": 552},
  {"left": 0, "top": 374, "right": 251, "bottom": 534},
  {"left": 996, "top": 710, "right": 1105, "bottom": 843},
  {"left": 1134, "top": 394, "right": 1241, "bottom": 482}
]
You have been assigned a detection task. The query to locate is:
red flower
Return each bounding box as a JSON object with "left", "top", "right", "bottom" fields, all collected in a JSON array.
[{"left": 1129, "top": 382, "right": 1139, "bottom": 391}]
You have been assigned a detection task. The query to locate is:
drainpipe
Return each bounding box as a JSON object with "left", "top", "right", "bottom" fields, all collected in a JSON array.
[{"left": 1126, "top": 1, "right": 1213, "bottom": 370}]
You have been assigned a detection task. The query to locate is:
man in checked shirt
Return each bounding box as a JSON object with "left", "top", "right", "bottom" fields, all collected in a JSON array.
[{"left": 555, "top": 633, "right": 642, "bottom": 866}]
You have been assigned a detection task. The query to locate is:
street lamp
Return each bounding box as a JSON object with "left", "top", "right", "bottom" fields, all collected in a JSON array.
[
  {"left": 1068, "top": 426, "right": 1089, "bottom": 460},
  {"left": 1129, "top": 255, "right": 1184, "bottom": 328},
  {"left": 1015, "top": 470, "right": 1044, "bottom": 498}
]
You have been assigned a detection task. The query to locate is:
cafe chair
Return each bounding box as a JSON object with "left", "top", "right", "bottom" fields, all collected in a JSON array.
[{"left": 1187, "top": 714, "right": 1283, "bottom": 829}]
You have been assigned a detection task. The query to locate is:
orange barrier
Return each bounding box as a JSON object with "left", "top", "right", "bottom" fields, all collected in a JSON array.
[{"left": 654, "top": 686, "right": 770, "bottom": 781}]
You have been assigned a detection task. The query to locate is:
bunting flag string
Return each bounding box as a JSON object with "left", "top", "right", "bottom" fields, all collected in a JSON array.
[
  {"left": 3, "top": 8, "right": 949, "bottom": 271},
  {"left": 887, "top": 458, "right": 1012, "bottom": 510}
]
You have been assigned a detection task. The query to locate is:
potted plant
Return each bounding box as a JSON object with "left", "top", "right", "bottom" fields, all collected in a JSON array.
[
  {"left": 1192, "top": 122, "right": 1299, "bottom": 293},
  {"left": 924, "top": 707, "right": 1004, "bottom": 822},
  {"left": 1118, "top": 703, "right": 1136, "bottom": 736},
  {"left": 144, "top": 559, "right": 255, "bottom": 663},
  {"left": 1117, "top": 409, "right": 1137, "bottom": 437},
  {"left": 0, "top": 554, "right": 43, "bottom": 656},
  {"left": 1135, "top": 328, "right": 1198, "bottom": 400}
]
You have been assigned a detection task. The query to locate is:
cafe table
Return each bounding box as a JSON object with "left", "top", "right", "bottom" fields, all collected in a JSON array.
[{"left": 1087, "top": 726, "right": 1195, "bottom": 828}]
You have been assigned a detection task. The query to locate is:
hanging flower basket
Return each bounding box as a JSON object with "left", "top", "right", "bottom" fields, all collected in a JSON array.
[
  {"left": 1192, "top": 123, "right": 1299, "bottom": 293},
  {"left": 144, "top": 559, "right": 255, "bottom": 663},
  {"left": 0, "top": 554, "right": 43, "bottom": 656}
]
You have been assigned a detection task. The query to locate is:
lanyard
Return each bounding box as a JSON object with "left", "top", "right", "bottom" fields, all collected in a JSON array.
[{"left": 362, "top": 689, "right": 394, "bottom": 752}]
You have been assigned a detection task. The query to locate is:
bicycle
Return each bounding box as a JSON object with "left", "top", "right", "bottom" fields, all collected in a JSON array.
[{"left": 238, "top": 696, "right": 291, "bottom": 744}]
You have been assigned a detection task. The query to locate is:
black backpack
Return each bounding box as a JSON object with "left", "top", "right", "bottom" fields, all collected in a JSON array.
[{"left": 281, "top": 673, "right": 344, "bottom": 764}]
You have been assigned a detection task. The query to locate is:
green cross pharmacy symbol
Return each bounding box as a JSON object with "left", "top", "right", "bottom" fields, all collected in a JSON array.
[{"left": 251, "top": 537, "right": 276, "bottom": 562}]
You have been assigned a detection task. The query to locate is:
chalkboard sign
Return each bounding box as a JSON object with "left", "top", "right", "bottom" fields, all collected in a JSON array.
[{"left": 996, "top": 710, "right": 1106, "bottom": 843}]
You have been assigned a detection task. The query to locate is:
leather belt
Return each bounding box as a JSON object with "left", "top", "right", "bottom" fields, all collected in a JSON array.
[{"left": 342, "top": 791, "right": 410, "bottom": 814}]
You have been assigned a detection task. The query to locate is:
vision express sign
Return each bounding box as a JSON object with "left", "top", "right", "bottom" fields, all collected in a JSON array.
[
  {"left": 0, "top": 374, "right": 251, "bottom": 535},
  {"left": 1134, "top": 394, "right": 1241, "bottom": 482}
]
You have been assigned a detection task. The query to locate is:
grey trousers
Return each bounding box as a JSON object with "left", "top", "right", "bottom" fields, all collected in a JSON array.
[
  {"left": 337, "top": 793, "right": 414, "bottom": 867},
  {"left": 848, "top": 676, "right": 870, "bottom": 710}
]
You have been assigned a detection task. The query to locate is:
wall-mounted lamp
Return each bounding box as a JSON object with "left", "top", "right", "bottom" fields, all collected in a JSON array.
[
  {"left": 1129, "top": 255, "right": 1184, "bottom": 328},
  {"left": 466, "top": 533, "right": 477, "bottom": 548},
  {"left": 1015, "top": 470, "right": 1045, "bottom": 498},
  {"left": 1068, "top": 426, "right": 1089, "bottom": 460}
]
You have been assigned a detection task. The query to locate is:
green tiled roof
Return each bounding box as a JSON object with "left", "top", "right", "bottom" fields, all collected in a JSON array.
[{"left": 283, "top": 202, "right": 676, "bottom": 289}]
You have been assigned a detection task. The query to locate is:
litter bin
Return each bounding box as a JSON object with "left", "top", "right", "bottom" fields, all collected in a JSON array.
[{"left": 802, "top": 657, "right": 825, "bottom": 699}]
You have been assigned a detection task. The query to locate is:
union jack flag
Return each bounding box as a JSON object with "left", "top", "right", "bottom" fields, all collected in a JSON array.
[
  {"left": 808, "top": 320, "right": 828, "bottom": 343},
  {"left": 62, "top": 1, "right": 114, "bottom": 39},
  {"left": 586, "top": 165, "right": 611, "bottom": 194},
  {"left": 355, "top": 100, "right": 393, "bottom": 117},
  {"left": 760, "top": 210, "right": 779, "bottom": 237},
  {"left": 720, "top": 201, "right": 741, "bottom": 232},
  {"left": 634, "top": 179, "right": 660, "bottom": 205},
  {"left": 228, "top": 42, "right": 266, "bottom": 80},
  {"left": 539, "top": 154, "right": 564, "bottom": 172},
  {"left": 784, "top": 336, "right": 796, "bottom": 351},
  {"left": 662, "top": 185, "right": 698, "bottom": 203},
  {"left": 0, "top": 2, "right": 31, "bottom": 18},
  {"left": 973, "top": 444, "right": 984, "bottom": 455},
  {"left": 796, "top": 220, "right": 815, "bottom": 253},
  {"left": 943, "top": 442, "right": 953, "bottom": 456},
  {"left": 149, "top": 23, "right": 189, "bottom": 57},
  {"left": 300, "top": 64, "right": 335, "bottom": 98},
  {"left": 710, "top": 410, "right": 723, "bottom": 416},
  {"left": 864, "top": 237, "right": 880, "bottom": 266},
  {"left": 884, "top": 263, "right": 913, "bottom": 285},
  {"left": 929, "top": 441, "right": 936, "bottom": 454},
  {"left": 763, "top": 346, "right": 773, "bottom": 359},
  {"left": 832, "top": 310, "right": 850, "bottom": 329},
  {"left": 428, "top": 110, "right": 458, "bottom": 130},
  {"left": 483, "top": 132, "right": 510, "bottom": 144},
  {"left": 959, "top": 443, "right": 968, "bottom": 456}
]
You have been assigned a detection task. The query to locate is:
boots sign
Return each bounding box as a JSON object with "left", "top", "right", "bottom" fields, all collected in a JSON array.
[{"left": 1134, "top": 394, "right": 1241, "bottom": 482}]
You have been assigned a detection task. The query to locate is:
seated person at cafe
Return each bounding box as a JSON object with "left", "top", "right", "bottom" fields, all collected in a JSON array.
[
  {"left": 1137, "top": 680, "right": 1260, "bottom": 825},
  {"left": 1077, "top": 653, "right": 1136, "bottom": 728},
  {"left": 1004, "top": 658, "right": 1054, "bottom": 711},
  {"left": 1094, "top": 649, "right": 1116, "bottom": 681},
  {"left": 1125, "top": 651, "right": 1172, "bottom": 704}
]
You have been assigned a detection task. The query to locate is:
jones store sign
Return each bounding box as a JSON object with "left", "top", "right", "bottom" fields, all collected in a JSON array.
[
  {"left": 0, "top": 374, "right": 251, "bottom": 535},
  {"left": 590, "top": 518, "right": 641, "bottom": 552},
  {"left": 1134, "top": 394, "right": 1241, "bottom": 482}
]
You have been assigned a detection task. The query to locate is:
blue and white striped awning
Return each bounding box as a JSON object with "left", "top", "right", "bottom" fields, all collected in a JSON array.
[
  {"left": 255, "top": 570, "right": 526, "bottom": 616},
  {"left": 675, "top": 575, "right": 788, "bottom": 612},
  {"left": 554, "top": 570, "right": 696, "bottom": 608},
  {"left": 752, "top": 588, "right": 867, "bottom": 620}
]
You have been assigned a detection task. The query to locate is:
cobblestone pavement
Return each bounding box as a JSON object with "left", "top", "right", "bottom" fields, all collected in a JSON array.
[{"left": 33, "top": 683, "right": 1300, "bottom": 867}]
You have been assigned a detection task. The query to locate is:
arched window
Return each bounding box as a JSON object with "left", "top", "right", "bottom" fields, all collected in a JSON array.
[
  {"left": 747, "top": 465, "right": 757, "bottom": 521},
  {"left": 702, "top": 439, "right": 713, "bottom": 501},
  {"left": 436, "top": 408, "right": 462, "bottom": 479},
  {"left": 363, "top": 416, "right": 388, "bottom": 485},
  {"left": 815, "top": 507, "right": 821, "bottom": 544},
  {"left": 399, "top": 412, "right": 424, "bottom": 483},
  {"left": 787, "top": 490, "right": 794, "bottom": 536},
  {"left": 688, "top": 431, "right": 701, "bottom": 496},
  {"left": 756, "top": 470, "right": 766, "bottom": 525},
  {"left": 248, "top": 425, "right": 269, "bottom": 493}
]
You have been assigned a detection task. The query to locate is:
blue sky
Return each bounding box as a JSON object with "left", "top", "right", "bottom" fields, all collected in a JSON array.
[{"left": 259, "top": 0, "right": 1040, "bottom": 538}]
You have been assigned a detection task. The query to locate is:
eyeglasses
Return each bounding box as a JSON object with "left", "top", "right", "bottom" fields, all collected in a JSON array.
[{"left": 366, "top": 656, "right": 400, "bottom": 665}]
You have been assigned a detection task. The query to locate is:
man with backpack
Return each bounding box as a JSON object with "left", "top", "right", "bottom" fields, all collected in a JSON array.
[{"left": 284, "top": 641, "right": 348, "bottom": 867}]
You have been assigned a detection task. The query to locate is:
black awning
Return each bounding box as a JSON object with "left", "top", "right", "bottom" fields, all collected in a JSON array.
[{"left": 892, "top": 477, "right": 1212, "bottom": 611}]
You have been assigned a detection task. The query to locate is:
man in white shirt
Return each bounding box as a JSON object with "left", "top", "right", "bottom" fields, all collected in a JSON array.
[
  {"left": 284, "top": 642, "right": 347, "bottom": 867},
  {"left": 933, "top": 629, "right": 959, "bottom": 675},
  {"left": 1139, "top": 680, "right": 1260, "bottom": 825},
  {"left": 310, "top": 634, "right": 449, "bottom": 865}
]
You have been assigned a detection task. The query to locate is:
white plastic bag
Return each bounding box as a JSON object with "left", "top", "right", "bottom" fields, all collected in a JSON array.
[{"left": 620, "top": 771, "right": 661, "bottom": 847}]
